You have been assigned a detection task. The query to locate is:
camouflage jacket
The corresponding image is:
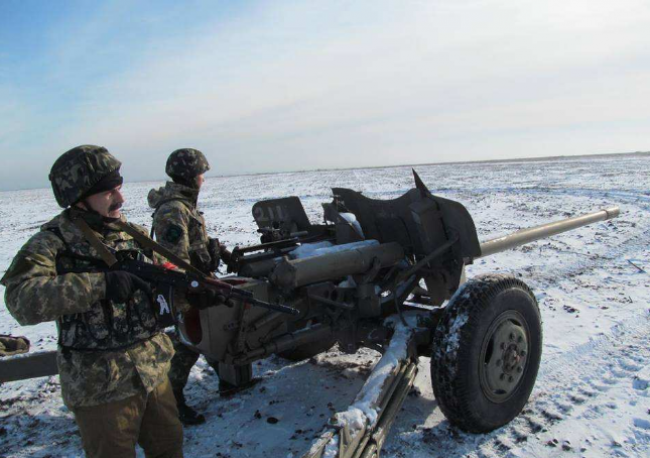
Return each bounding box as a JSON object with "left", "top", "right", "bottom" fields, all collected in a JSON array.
[
  {"left": 148, "top": 181, "right": 216, "bottom": 273},
  {"left": 0, "top": 208, "right": 174, "bottom": 408}
]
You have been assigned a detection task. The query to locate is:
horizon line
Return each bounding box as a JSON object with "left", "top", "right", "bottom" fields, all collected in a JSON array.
[{"left": 2, "top": 149, "right": 648, "bottom": 193}]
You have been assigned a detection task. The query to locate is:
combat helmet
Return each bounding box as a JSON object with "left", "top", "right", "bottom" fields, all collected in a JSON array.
[
  {"left": 49, "top": 145, "right": 122, "bottom": 208},
  {"left": 165, "top": 148, "right": 210, "bottom": 181}
]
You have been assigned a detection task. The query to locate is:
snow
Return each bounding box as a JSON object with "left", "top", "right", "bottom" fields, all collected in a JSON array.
[
  {"left": 442, "top": 282, "right": 472, "bottom": 352},
  {"left": 319, "top": 317, "right": 416, "bottom": 457},
  {"left": 330, "top": 317, "right": 415, "bottom": 433},
  {"left": 289, "top": 241, "right": 334, "bottom": 259},
  {"left": 322, "top": 435, "right": 339, "bottom": 458},
  {"left": 290, "top": 240, "right": 378, "bottom": 260},
  {"left": 339, "top": 213, "right": 364, "bottom": 239},
  {"left": 441, "top": 310, "right": 469, "bottom": 378},
  {"left": 1, "top": 153, "right": 650, "bottom": 457}
]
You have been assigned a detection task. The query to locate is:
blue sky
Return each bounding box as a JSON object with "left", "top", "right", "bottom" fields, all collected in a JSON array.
[{"left": 1, "top": 0, "right": 649, "bottom": 190}]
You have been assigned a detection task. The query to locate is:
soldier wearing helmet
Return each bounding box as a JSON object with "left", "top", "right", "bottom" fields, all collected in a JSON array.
[
  {"left": 150, "top": 148, "right": 217, "bottom": 275},
  {"left": 148, "top": 148, "right": 252, "bottom": 425},
  {"left": 1, "top": 145, "right": 184, "bottom": 458}
]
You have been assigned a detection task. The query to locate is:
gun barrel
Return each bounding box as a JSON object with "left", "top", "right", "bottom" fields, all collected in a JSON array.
[{"left": 478, "top": 207, "right": 620, "bottom": 258}]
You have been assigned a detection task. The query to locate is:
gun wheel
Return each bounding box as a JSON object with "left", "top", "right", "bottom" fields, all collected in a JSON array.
[{"left": 430, "top": 274, "right": 542, "bottom": 433}]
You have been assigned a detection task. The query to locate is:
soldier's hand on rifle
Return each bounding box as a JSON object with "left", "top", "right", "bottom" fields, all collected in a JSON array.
[
  {"left": 208, "top": 238, "right": 234, "bottom": 272},
  {"left": 187, "top": 288, "right": 222, "bottom": 310},
  {"left": 186, "top": 287, "right": 238, "bottom": 310},
  {"left": 104, "top": 271, "right": 152, "bottom": 303},
  {"left": 220, "top": 246, "right": 234, "bottom": 268},
  {"left": 207, "top": 238, "right": 223, "bottom": 272}
]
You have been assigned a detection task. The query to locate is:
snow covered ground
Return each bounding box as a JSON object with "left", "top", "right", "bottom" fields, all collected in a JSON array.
[{"left": 1, "top": 154, "right": 649, "bottom": 458}]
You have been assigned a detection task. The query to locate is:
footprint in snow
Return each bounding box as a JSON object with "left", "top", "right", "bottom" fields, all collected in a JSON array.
[{"left": 633, "top": 418, "right": 650, "bottom": 430}]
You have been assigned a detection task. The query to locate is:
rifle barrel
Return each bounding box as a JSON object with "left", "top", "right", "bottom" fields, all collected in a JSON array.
[{"left": 248, "top": 297, "right": 301, "bottom": 315}]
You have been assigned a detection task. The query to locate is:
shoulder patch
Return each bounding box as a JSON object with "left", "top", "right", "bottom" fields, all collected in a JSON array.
[{"left": 163, "top": 224, "right": 184, "bottom": 244}]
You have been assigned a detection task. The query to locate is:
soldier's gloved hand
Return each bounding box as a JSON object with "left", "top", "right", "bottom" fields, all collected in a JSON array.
[
  {"left": 220, "top": 246, "right": 233, "bottom": 266},
  {"left": 207, "top": 238, "right": 222, "bottom": 272},
  {"left": 187, "top": 289, "right": 224, "bottom": 310},
  {"left": 104, "top": 271, "right": 152, "bottom": 303},
  {"left": 189, "top": 250, "right": 212, "bottom": 275}
]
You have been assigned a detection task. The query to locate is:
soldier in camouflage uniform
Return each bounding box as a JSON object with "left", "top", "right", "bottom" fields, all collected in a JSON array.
[
  {"left": 1, "top": 145, "right": 184, "bottom": 458},
  {"left": 149, "top": 148, "right": 244, "bottom": 425}
]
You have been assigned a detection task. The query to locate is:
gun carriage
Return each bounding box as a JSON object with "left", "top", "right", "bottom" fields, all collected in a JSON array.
[{"left": 1, "top": 171, "right": 620, "bottom": 458}]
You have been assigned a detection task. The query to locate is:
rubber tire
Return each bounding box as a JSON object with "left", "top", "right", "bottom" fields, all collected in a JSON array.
[
  {"left": 430, "top": 274, "right": 542, "bottom": 433},
  {"left": 278, "top": 338, "right": 337, "bottom": 362}
]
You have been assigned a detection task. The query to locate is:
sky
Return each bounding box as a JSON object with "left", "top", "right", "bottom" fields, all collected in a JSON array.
[{"left": 0, "top": 0, "right": 649, "bottom": 191}]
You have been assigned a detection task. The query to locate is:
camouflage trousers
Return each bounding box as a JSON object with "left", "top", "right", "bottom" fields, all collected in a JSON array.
[
  {"left": 167, "top": 331, "right": 218, "bottom": 395},
  {"left": 72, "top": 377, "right": 183, "bottom": 458}
]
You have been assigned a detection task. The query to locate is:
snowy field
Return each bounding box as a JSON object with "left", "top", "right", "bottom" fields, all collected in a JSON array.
[{"left": 1, "top": 154, "right": 649, "bottom": 458}]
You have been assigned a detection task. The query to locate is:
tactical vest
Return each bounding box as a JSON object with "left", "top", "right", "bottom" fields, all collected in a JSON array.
[{"left": 52, "top": 227, "right": 162, "bottom": 351}]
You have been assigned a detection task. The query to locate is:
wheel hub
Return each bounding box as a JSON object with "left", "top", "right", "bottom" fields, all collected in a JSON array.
[{"left": 481, "top": 314, "right": 529, "bottom": 402}]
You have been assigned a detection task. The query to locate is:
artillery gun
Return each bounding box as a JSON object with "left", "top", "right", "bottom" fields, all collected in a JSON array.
[{"left": 0, "top": 171, "right": 619, "bottom": 458}]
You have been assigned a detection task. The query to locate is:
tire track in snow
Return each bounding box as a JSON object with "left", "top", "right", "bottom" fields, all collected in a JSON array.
[
  {"left": 467, "top": 188, "right": 650, "bottom": 457},
  {"left": 476, "top": 187, "right": 650, "bottom": 287},
  {"left": 518, "top": 224, "right": 650, "bottom": 287},
  {"left": 405, "top": 311, "right": 650, "bottom": 458},
  {"left": 474, "top": 310, "right": 650, "bottom": 458}
]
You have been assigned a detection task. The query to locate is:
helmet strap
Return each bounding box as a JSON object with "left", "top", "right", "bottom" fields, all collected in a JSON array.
[
  {"left": 76, "top": 199, "right": 101, "bottom": 216},
  {"left": 172, "top": 176, "right": 200, "bottom": 189}
]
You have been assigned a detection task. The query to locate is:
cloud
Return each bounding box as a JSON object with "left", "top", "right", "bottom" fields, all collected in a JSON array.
[{"left": 1, "top": 0, "right": 649, "bottom": 190}]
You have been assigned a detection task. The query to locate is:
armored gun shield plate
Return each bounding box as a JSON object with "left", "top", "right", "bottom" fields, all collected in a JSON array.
[
  {"left": 331, "top": 185, "right": 480, "bottom": 260},
  {"left": 252, "top": 196, "right": 311, "bottom": 232}
]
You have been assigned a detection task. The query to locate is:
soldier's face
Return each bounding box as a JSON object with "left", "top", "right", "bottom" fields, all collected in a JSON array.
[
  {"left": 196, "top": 174, "right": 205, "bottom": 189},
  {"left": 84, "top": 185, "right": 125, "bottom": 218}
]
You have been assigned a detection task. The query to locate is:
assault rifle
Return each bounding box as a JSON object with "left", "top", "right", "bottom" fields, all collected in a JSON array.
[
  {"left": 112, "top": 255, "right": 300, "bottom": 323},
  {"left": 73, "top": 219, "right": 301, "bottom": 321},
  {"left": 64, "top": 254, "right": 299, "bottom": 328}
]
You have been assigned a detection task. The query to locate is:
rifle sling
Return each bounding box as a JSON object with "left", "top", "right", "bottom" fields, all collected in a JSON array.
[
  {"left": 114, "top": 221, "right": 207, "bottom": 278},
  {"left": 72, "top": 218, "right": 119, "bottom": 267},
  {"left": 67, "top": 218, "right": 295, "bottom": 312}
]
